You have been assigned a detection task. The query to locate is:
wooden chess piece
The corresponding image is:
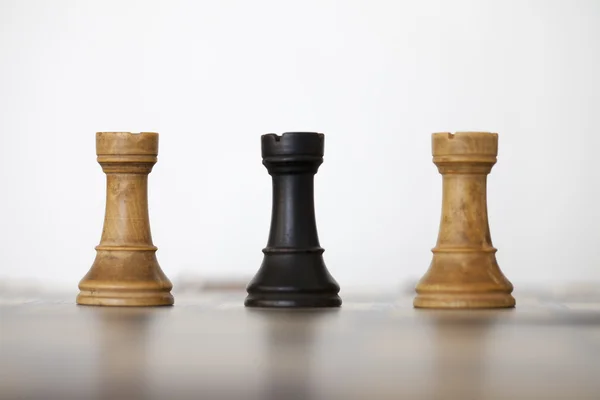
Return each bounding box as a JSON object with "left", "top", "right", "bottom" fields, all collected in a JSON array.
[
  {"left": 77, "top": 132, "right": 174, "bottom": 307},
  {"left": 414, "top": 132, "right": 515, "bottom": 309},
  {"left": 245, "top": 132, "right": 341, "bottom": 308}
]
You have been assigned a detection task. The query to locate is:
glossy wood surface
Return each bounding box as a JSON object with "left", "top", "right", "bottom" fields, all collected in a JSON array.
[{"left": 2, "top": 288, "right": 600, "bottom": 400}]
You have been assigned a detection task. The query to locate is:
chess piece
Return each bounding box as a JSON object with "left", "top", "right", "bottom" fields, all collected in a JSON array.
[
  {"left": 414, "top": 132, "right": 515, "bottom": 309},
  {"left": 77, "top": 132, "right": 174, "bottom": 306},
  {"left": 245, "top": 132, "right": 341, "bottom": 308}
]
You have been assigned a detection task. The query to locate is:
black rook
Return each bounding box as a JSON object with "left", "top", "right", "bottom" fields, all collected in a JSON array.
[{"left": 245, "top": 132, "right": 342, "bottom": 308}]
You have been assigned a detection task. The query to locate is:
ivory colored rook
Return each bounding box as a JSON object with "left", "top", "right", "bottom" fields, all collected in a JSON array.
[
  {"left": 414, "top": 132, "right": 515, "bottom": 309},
  {"left": 77, "top": 132, "right": 174, "bottom": 307}
]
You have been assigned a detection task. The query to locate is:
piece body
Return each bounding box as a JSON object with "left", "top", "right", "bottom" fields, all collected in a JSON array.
[
  {"left": 414, "top": 132, "right": 515, "bottom": 309},
  {"left": 245, "top": 132, "right": 341, "bottom": 308},
  {"left": 77, "top": 132, "right": 173, "bottom": 306}
]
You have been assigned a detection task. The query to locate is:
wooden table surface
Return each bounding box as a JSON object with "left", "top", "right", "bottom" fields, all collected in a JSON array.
[{"left": 1, "top": 288, "right": 600, "bottom": 400}]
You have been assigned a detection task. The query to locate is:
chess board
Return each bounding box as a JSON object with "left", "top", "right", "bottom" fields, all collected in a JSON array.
[{"left": 1, "top": 288, "right": 600, "bottom": 400}]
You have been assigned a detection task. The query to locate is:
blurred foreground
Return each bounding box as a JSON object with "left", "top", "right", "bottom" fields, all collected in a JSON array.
[{"left": 1, "top": 281, "right": 600, "bottom": 400}]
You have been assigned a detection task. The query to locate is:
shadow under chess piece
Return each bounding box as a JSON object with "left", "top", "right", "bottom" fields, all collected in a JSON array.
[
  {"left": 77, "top": 132, "right": 174, "bottom": 307},
  {"left": 256, "top": 312, "right": 326, "bottom": 400},
  {"left": 414, "top": 132, "right": 515, "bottom": 309},
  {"left": 424, "top": 312, "right": 501, "bottom": 399},
  {"left": 245, "top": 132, "right": 341, "bottom": 308},
  {"left": 94, "top": 309, "right": 153, "bottom": 400}
]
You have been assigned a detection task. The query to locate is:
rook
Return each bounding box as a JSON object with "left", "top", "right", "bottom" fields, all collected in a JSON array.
[
  {"left": 414, "top": 132, "right": 515, "bottom": 309},
  {"left": 245, "top": 132, "right": 341, "bottom": 308},
  {"left": 77, "top": 132, "right": 173, "bottom": 306}
]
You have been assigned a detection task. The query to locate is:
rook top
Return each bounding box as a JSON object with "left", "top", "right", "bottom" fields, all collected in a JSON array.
[
  {"left": 432, "top": 132, "right": 498, "bottom": 162},
  {"left": 262, "top": 132, "right": 324, "bottom": 159},
  {"left": 96, "top": 132, "right": 159, "bottom": 156}
]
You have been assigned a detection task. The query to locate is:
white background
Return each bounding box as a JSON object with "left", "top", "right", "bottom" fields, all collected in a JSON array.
[{"left": 1, "top": 0, "right": 599, "bottom": 294}]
